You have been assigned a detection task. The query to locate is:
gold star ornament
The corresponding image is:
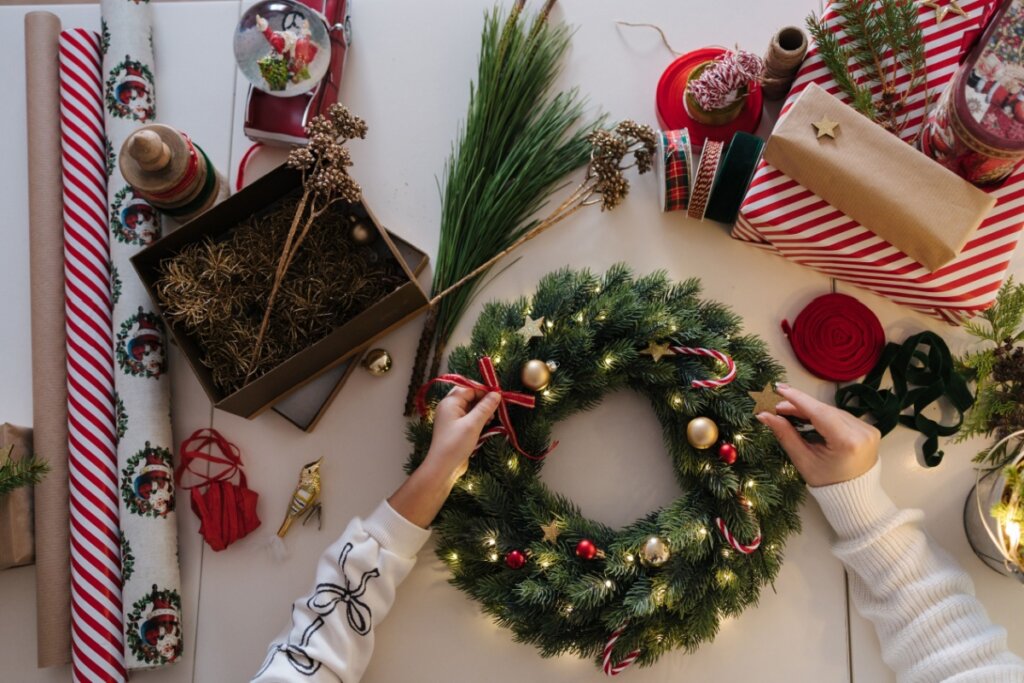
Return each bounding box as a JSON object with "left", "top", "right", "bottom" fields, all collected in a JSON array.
[
  {"left": 920, "top": 0, "right": 966, "bottom": 24},
  {"left": 813, "top": 116, "right": 840, "bottom": 139},
  {"left": 749, "top": 383, "right": 784, "bottom": 415},
  {"left": 517, "top": 315, "right": 545, "bottom": 342},
  {"left": 640, "top": 340, "right": 676, "bottom": 362},
  {"left": 540, "top": 520, "right": 562, "bottom": 544}
]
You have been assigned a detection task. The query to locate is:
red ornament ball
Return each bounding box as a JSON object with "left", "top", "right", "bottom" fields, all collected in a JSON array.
[
  {"left": 575, "top": 539, "right": 598, "bottom": 560},
  {"left": 504, "top": 549, "right": 527, "bottom": 570},
  {"left": 718, "top": 442, "right": 738, "bottom": 465}
]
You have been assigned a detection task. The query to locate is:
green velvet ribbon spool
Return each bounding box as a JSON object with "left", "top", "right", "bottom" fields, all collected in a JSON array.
[{"left": 704, "top": 131, "right": 765, "bottom": 225}]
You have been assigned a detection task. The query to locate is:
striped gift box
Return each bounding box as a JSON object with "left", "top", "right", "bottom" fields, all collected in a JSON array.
[{"left": 735, "top": 0, "right": 1022, "bottom": 324}]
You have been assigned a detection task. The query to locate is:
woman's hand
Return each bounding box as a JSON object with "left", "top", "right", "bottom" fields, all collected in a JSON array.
[
  {"left": 389, "top": 388, "right": 500, "bottom": 529},
  {"left": 425, "top": 387, "right": 501, "bottom": 480},
  {"left": 756, "top": 383, "right": 880, "bottom": 487}
]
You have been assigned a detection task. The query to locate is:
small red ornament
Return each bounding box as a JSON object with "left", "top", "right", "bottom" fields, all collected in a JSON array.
[
  {"left": 504, "top": 549, "right": 526, "bottom": 570},
  {"left": 575, "top": 539, "right": 599, "bottom": 560},
  {"left": 718, "top": 442, "right": 738, "bottom": 465}
]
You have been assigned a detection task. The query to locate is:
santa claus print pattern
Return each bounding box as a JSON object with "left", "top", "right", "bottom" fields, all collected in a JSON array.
[
  {"left": 120, "top": 443, "right": 176, "bottom": 518},
  {"left": 103, "top": 0, "right": 181, "bottom": 669},
  {"left": 126, "top": 585, "right": 183, "bottom": 666},
  {"left": 105, "top": 56, "right": 155, "bottom": 122},
  {"left": 110, "top": 185, "right": 161, "bottom": 245},
  {"left": 116, "top": 308, "right": 167, "bottom": 379}
]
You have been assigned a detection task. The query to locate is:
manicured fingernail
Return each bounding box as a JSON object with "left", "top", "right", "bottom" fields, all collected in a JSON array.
[
  {"left": 486, "top": 392, "right": 501, "bottom": 404},
  {"left": 776, "top": 382, "right": 790, "bottom": 391},
  {"left": 756, "top": 412, "right": 769, "bottom": 423}
]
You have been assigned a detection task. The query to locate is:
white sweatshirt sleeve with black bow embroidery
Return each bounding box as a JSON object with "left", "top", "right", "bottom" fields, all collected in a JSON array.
[{"left": 252, "top": 500, "right": 431, "bottom": 683}]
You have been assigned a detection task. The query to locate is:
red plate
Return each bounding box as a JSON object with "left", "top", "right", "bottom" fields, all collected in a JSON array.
[{"left": 656, "top": 47, "right": 763, "bottom": 147}]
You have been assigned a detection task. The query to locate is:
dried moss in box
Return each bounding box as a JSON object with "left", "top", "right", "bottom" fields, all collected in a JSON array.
[{"left": 155, "top": 197, "right": 406, "bottom": 393}]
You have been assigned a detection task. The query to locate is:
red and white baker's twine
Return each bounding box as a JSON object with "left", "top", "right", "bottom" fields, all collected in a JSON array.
[
  {"left": 715, "top": 517, "right": 762, "bottom": 554},
  {"left": 602, "top": 626, "right": 641, "bottom": 676},
  {"left": 688, "top": 49, "right": 765, "bottom": 110},
  {"left": 670, "top": 345, "right": 737, "bottom": 389},
  {"left": 59, "top": 29, "right": 128, "bottom": 683},
  {"left": 416, "top": 356, "right": 557, "bottom": 461}
]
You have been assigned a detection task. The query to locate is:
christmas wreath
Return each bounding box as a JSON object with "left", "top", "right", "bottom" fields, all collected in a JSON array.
[{"left": 407, "top": 266, "right": 804, "bottom": 673}]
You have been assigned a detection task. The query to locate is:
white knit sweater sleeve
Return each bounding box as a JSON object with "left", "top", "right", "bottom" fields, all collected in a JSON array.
[
  {"left": 809, "top": 460, "right": 1024, "bottom": 683},
  {"left": 252, "top": 500, "right": 431, "bottom": 683}
]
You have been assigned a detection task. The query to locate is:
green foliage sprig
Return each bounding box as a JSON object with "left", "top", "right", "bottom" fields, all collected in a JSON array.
[
  {"left": 0, "top": 445, "right": 48, "bottom": 498},
  {"left": 956, "top": 278, "right": 1024, "bottom": 464},
  {"left": 806, "top": 0, "right": 928, "bottom": 137},
  {"left": 404, "top": 2, "right": 602, "bottom": 414}
]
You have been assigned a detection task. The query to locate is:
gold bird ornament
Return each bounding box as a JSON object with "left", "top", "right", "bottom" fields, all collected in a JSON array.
[{"left": 277, "top": 457, "right": 324, "bottom": 538}]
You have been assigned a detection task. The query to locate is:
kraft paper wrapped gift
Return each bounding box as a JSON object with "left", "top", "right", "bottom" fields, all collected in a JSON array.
[
  {"left": 0, "top": 423, "right": 35, "bottom": 569},
  {"left": 762, "top": 83, "right": 996, "bottom": 272}
]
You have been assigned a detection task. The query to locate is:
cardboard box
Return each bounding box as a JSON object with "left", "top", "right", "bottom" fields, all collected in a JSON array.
[{"left": 132, "top": 164, "right": 429, "bottom": 420}]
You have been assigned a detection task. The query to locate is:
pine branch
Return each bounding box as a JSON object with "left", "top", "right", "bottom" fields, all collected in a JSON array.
[{"left": 0, "top": 448, "right": 49, "bottom": 498}]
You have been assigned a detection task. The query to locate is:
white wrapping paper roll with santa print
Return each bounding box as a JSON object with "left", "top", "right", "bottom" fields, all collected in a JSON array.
[{"left": 101, "top": 0, "right": 182, "bottom": 670}]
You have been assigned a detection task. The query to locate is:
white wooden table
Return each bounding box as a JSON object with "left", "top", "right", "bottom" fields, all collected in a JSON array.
[{"left": 1, "top": 1, "right": 1021, "bottom": 681}]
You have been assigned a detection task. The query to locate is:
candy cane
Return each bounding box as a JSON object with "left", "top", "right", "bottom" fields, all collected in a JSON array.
[
  {"left": 670, "top": 345, "right": 737, "bottom": 389},
  {"left": 715, "top": 517, "right": 762, "bottom": 555},
  {"left": 602, "top": 627, "right": 640, "bottom": 676}
]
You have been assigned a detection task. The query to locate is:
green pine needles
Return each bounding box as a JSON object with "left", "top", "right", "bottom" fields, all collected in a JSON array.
[
  {"left": 406, "top": 266, "right": 804, "bottom": 670},
  {"left": 807, "top": 0, "right": 927, "bottom": 137},
  {"left": 0, "top": 445, "right": 48, "bottom": 498},
  {"left": 957, "top": 278, "right": 1024, "bottom": 465},
  {"left": 405, "top": 1, "right": 600, "bottom": 414}
]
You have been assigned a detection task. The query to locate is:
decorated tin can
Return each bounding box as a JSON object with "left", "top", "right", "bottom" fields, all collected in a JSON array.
[{"left": 920, "top": 0, "right": 1024, "bottom": 185}]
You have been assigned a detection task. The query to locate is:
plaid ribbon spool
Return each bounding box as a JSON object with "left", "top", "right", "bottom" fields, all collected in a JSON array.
[
  {"left": 416, "top": 356, "right": 557, "bottom": 461},
  {"left": 657, "top": 129, "right": 691, "bottom": 212}
]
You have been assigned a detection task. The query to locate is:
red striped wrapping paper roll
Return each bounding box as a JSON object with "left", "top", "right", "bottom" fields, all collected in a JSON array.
[
  {"left": 59, "top": 28, "right": 127, "bottom": 683},
  {"left": 734, "top": 0, "right": 1023, "bottom": 324}
]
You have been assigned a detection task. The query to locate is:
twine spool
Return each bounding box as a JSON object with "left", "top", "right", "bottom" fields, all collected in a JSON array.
[
  {"left": 761, "top": 26, "right": 807, "bottom": 101},
  {"left": 119, "top": 124, "right": 226, "bottom": 222}
]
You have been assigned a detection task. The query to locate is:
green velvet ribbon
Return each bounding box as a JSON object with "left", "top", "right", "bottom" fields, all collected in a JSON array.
[{"left": 834, "top": 331, "right": 974, "bottom": 467}]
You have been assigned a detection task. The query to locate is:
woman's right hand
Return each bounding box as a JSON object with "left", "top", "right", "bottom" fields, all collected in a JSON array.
[{"left": 756, "top": 383, "right": 880, "bottom": 487}]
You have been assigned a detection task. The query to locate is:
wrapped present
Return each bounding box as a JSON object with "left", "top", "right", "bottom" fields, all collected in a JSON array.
[
  {"left": 763, "top": 84, "right": 995, "bottom": 271},
  {"left": 0, "top": 424, "right": 35, "bottom": 569},
  {"left": 736, "top": 0, "right": 1023, "bottom": 323}
]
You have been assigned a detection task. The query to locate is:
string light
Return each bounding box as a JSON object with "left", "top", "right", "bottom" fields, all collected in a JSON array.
[
  {"left": 575, "top": 312, "right": 585, "bottom": 323},
  {"left": 716, "top": 569, "right": 735, "bottom": 586},
  {"left": 734, "top": 433, "right": 745, "bottom": 442},
  {"left": 562, "top": 603, "right": 574, "bottom": 616},
  {"left": 596, "top": 311, "right": 607, "bottom": 321},
  {"left": 463, "top": 479, "right": 475, "bottom": 492},
  {"left": 695, "top": 525, "right": 708, "bottom": 540},
  {"left": 449, "top": 552, "right": 459, "bottom": 562},
  {"left": 624, "top": 553, "right": 635, "bottom": 564},
  {"left": 701, "top": 462, "right": 711, "bottom": 473},
  {"left": 745, "top": 480, "right": 756, "bottom": 489},
  {"left": 546, "top": 320, "right": 554, "bottom": 329},
  {"left": 669, "top": 393, "right": 684, "bottom": 410},
  {"left": 603, "top": 354, "right": 615, "bottom": 368},
  {"left": 540, "top": 559, "right": 551, "bottom": 569},
  {"left": 484, "top": 537, "right": 497, "bottom": 547},
  {"left": 1008, "top": 520, "right": 1021, "bottom": 549},
  {"left": 492, "top": 355, "right": 502, "bottom": 365},
  {"left": 604, "top": 580, "right": 614, "bottom": 589},
  {"left": 500, "top": 337, "right": 508, "bottom": 347},
  {"left": 720, "top": 548, "right": 732, "bottom": 559},
  {"left": 542, "top": 389, "right": 552, "bottom": 399},
  {"left": 506, "top": 457, "right": 518, "bottom": 472},
  {"left": 488, "top": 552, "right": 499, "bottom": 562}
]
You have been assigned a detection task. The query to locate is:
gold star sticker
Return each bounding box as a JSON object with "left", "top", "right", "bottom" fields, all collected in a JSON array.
[
  {"left": 749, "top": 383, "right": 784, "bottom": 415},
  {"left": 517, "top": 315, "right": 545, "bottom": 342},
  {"left": 813, "top": 116, "right": 840, "bottom": 139},
  {"left": 540, "top": 520, "right": 562, "bottom": 544},
  {"left": 920, "top": 0, "right": 966, "bottom": 24},
  {"left": 640, "top": 340, "right": 676, "bottom": 362}
]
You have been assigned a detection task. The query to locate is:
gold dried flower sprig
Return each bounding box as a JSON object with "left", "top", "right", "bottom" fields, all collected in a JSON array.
[
  {"left": 428, "top": 120, "right": 656, "bottom": 304},
  {"left": 249, "top": 104, "right": 369, "bottom": 377}
]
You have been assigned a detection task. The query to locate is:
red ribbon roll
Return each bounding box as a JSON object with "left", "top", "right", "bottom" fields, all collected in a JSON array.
[{"left": 781, "top": 293, "right": 885, "bottom": 382}]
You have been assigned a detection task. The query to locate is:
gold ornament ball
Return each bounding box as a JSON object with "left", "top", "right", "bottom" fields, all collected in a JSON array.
[
  {"left": 521, "top": 359, "right": 552, "bottom": 391},
  {"left": 641, "top": 536, "right": 671, "bottom": 567},
  {"left": 361, "top": 348, "right": 392, "bottom": 376},
  {"left": 351, "top": 221, "right": 375, "bottom": 245},
  {"left": 686, "top": 417, "right": 719, "bottom": 449}
]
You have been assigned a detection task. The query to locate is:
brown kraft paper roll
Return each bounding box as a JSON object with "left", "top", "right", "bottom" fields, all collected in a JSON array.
[
  {"left": 25, "top": 11, "right": 72, "bottom": 668},
  {"left": 0, "top": 424, "right": 36, "bottom": 569},
  {"left": 763, "top": 83, "right": 996, "bottom": 272}
]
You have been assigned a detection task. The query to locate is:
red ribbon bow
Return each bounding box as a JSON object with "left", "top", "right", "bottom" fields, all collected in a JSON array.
[
  {"left": 416, "top": 356, "right": 556, "bottom": 461},
  {"left": 175, "top": 429, "right": 261, "bottom": 551}
]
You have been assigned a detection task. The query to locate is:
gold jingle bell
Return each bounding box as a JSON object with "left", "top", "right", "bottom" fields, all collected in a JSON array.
[
  {"left": 686, "top": 417, "right": 719, "bottom": 450},
  {"left": 641, "top": 536, "right": 671, "bottom": 567},
  {"left": 521, "top": 359, "right": 554, "bottom": 391},
  {"left": 351, "top": 221, "right": 375, "bottom": 245},
  {"left": 361, "top": 348, "right": 392, "bottom": 376}
]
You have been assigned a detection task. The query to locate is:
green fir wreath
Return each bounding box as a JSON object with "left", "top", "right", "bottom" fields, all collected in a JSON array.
[{"left": 407, "top": 266, "right": 804, "bottom": 671}]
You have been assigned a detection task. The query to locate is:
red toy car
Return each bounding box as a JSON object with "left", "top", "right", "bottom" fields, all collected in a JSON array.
[{"left": 243, "top": 0, "right": 351, "bottom": 146}]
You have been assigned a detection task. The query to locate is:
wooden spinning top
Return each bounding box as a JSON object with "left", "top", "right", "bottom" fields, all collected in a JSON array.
[{"left": 119, "top": 124, "right": 193, "bottom": 194}]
